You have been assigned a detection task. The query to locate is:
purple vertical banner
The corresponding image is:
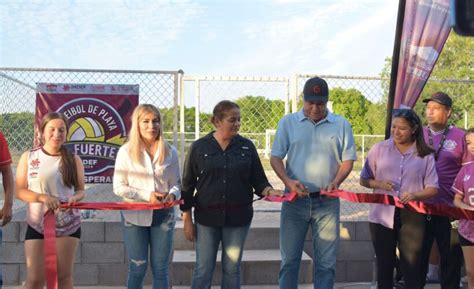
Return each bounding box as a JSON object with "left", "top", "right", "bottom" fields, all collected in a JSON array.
[
  {"left": 394, "top": 0, "right": 451, "bottom": 109},
  {"left": 35, "top": 83, "right": 139, "bottom": 183}
]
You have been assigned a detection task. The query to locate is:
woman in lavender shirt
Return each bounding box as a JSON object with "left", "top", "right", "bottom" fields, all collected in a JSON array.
[
  {"left": 452, "top": 128, "right": 474, "bottom": 289},
  {"left": 360, "top": 109, "right": 438, "bottom": 289}
]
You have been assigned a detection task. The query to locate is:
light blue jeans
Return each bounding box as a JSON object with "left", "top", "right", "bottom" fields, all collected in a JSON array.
[
  {"left": 122, "top": 208, "right": 175, "bottom": 289},
  {"left": 279, "top": 196, "right": 340, "bottom": 289},
  {"left": 191, "top": 223, "right": 250, "bottom": 289}
]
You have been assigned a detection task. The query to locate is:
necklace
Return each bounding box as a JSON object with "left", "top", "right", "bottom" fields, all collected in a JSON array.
[{"left": 427, "top": 126, "right": 449, "bottom": 161}]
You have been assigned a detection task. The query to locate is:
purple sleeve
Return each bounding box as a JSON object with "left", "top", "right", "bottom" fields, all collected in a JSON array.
[
  {"left": 423, "top": 154, "right": 439, "bottom": 188},
  {"left": 461, "top": 134, "right": 474, "bottom": 164},
  {"left": 452, "top": 166, "right": 466, "bottom": 196},
  {"left": 360, "top": 143, "right": 378, "bottom": 180}
]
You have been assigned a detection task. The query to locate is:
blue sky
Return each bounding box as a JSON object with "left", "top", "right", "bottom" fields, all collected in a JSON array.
[{"left": 0, "top": 0, "right": 398, "bottom": 76}]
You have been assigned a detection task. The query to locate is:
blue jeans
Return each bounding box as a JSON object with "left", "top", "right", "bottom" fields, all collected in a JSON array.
[
  {"left": 279, "top": 196, "right": 340, "bottom": 289},
  {"left": 191, "top": 223, "right": 250, "bottom": 289},
  {"left": 122, "top": 208, "right": 175, "bottom": 289}
]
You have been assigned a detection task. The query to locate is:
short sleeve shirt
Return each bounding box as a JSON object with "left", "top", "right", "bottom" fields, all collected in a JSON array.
[
  {"left": 452, "top": 162, "right": 474, "bottom": 243},
  {"left": 423, "top": 126, "right": 473, "bottom": 205},
  {"left": 271, "top": 110, "right": 356, "bottom": 192},
  {"left": 360, "top": 139, "right": 439, "bottom": 229},
  {"left": 0, "top": 132, "right": 12, "bottom": 167}
]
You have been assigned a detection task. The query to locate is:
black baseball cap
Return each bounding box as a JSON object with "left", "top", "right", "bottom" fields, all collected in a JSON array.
[
  {"left": 303, "top": 77, "right": 329, "bottom": 102},
  {"left": 422, "top": 92, "right": 452, "bottom": 108}
]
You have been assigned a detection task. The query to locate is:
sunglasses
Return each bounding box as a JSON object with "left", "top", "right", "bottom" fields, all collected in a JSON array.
[{"left": 392, "top": 108, "right": 416, "bottom": 118}]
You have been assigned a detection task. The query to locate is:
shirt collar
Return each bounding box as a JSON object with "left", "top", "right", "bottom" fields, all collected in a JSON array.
[
  {"left": 387, "top": 138, "right": 416, "bottom": 155},
  {"left": 297, "top": 109, "right": 335, "bottom": 123},
  {"left": 204, "top": 131, "right": 243, "bottom": 148}
]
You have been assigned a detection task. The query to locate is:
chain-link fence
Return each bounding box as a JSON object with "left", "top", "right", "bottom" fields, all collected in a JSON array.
[
  {"left": 1, "top": 68, "right": 472, "bottom": 221},
  {"left": 0, "top": 67, "right": 182, "bottom": 219},
  {"left": 186, "top": 73, "right": 473, "bottom": 220}
]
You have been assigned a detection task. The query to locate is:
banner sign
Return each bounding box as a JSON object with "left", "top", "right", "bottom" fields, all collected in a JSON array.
[
  {"left": 394, "top": 0, "right": 451, "bottom": 108},
  {"left": 35, "top": 83, "right": 139, "bottom": 183}
]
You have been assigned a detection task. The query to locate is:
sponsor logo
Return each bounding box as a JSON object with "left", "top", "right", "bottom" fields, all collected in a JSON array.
[
  {"left": 91, "top": 85, "right": 105, "bottom": 92},
  {"left": 46, "top": 84, "right": 57, "bottom": 92},
  {"left": 30, "top": 158, "right": 40, "bottom": 169},
  {"left": 71, "top": 84, "right": 87, "bottom": 90},
  {"left": 443, "top": 139, "right": 457, "bottom": 152},
  {"left": 464, "top": 174, "right": 471, "bottom": 182}
]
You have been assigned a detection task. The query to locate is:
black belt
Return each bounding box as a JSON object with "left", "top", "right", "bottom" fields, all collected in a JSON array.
[{"left": 309, "top": 191, "right": 321, "bottom": 198}]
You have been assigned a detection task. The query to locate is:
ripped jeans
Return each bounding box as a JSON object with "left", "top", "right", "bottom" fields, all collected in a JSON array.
[{"left": 122, "top": 208, "right": 175, "bottom": 289}]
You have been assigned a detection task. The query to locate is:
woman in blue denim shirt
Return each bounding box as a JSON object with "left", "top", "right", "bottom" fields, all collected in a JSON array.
[{"left": 113, "top": 104, "right": 181, "bottom": 289}]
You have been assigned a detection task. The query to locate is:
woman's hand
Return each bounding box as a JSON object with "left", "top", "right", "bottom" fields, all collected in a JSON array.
[
  {"left": 376, "top": 180, "right": 395, "bottom": 191},
  {"left": 149, "top": 191, "right": 167, "bottom": 204},
  {"left": 67, "top": 195, "right": 79, "bottom": 206},
  {"left": 163, "top": 193, "right": 176, "bottom": 202},
  {"left": 40, "top": 195, "right": 61, "bottom": 210},
  {"left": 399, "top": 192, "right": 417, "bottom": 204}
]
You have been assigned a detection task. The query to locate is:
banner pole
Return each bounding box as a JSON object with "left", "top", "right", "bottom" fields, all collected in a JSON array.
[{"left": 385, "top": 0, "right": 406, "bottom": 140}]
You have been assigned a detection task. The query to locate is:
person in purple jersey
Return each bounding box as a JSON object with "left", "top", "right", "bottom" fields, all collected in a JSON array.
[
  {"left": 420, "top": 92, "right": 474, "bottom": 288},
  {"left": 452, "top": 128, "right": 474, "bottom": 289}
]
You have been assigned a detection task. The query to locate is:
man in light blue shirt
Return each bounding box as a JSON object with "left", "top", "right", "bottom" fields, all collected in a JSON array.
[{"left": 271, "top": 77, "right": 356, "bottom": 289}]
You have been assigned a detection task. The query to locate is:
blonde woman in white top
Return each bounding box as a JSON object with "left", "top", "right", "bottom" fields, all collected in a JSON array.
[
  {"left": 16, "top": 112, "right": 85, "bottom": 289},
  {"left": 113, "top": 104, "right": 181, "bottom": 289}
]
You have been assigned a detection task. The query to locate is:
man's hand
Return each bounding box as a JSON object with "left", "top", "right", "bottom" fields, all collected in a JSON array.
[
  {"left": 325, "top": 181, "right": 340, "bottom": 192},
  {"left": 286, "top": 179, "right": 308, "bottom": 198},
  {"left": 183, "top": 216, "right": 196, "bottom": 241}
]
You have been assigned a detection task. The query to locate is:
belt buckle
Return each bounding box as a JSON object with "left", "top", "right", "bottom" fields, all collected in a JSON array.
[{"left": 309, "top": 192, "right": 321, "bottom": 198}]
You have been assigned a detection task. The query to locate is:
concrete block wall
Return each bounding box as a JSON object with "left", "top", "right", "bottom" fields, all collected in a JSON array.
[{"left": 2, "top": 220, "right": 374, "bottom": 286}]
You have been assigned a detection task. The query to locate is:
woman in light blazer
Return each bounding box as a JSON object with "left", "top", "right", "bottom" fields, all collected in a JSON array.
[{"left": 113, "top": 104, "right": 181, "bottom": 289}]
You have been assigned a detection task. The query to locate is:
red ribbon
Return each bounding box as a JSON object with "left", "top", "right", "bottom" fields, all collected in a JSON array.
[
  {"left": 43, "top": 200, "right": 183, "bottom": 289},
  {"left": 43, "top": 194, "right": 296, "bottom": 289},
  {"left": 43, "top": 210, "right": 58, "bottom": 289},
  {"left": 263, "top": 191, "right": 298, "bottom": 202},
  {"left": 322, "top": 189, "right": 474, "bottom": 220}
]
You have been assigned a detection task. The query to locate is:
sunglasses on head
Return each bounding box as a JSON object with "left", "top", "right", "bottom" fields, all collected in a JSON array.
[{"left": 392, "top": 108, "right": 415, "bottom": 118}]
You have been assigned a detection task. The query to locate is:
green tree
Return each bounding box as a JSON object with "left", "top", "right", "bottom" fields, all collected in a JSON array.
[
  {"left": 0, "top": 112, "right": 35, "bottom": 152},
  {"left": 380, "top": 33, "right": 474, "bottom": 128},
  {"left": 330, "top": 88, "right": 372, "bottom": 134},
  {"left": 423, "top": 33, "right": 474, "bottom": 128},
  {"left": 235, "top": 96, "right": 285, "bottom": 133}
]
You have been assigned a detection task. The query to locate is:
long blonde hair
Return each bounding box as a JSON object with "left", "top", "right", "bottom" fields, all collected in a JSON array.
[{"left": 127, "top": 104, "right": 169, "bottom": 165}]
